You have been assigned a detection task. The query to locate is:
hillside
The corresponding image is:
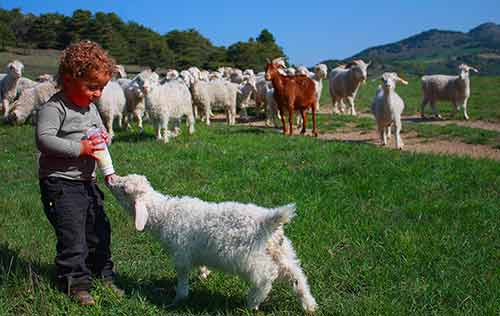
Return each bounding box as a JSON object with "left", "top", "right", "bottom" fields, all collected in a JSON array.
[{"left": 322, "top": 23, "right": 500, "bottom": 75}]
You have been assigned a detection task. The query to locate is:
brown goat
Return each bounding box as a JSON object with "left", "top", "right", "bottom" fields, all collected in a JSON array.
[{"left": 265, "top": 62, "right": 318, "bottom": 136}]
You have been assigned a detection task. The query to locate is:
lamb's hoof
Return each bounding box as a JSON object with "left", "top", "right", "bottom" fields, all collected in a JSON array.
[
  {"left": 304, "top": 302, "right": 318, "bottom": 314},
  {"left": 198, "top": 266, "right": 211, "bottom": 280}
]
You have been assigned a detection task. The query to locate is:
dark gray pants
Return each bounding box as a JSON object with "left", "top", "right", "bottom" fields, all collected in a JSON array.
[{"left": 40, "top": 177, "right": 115, "bottom": 292}]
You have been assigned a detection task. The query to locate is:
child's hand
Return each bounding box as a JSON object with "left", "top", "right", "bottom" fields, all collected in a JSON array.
[{"left": 80, "top": 137, "right": 104, "bottom": 160}]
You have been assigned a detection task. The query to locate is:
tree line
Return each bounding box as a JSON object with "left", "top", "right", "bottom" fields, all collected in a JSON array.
[{"left": 0, "top": 8, "right": 286, "bottom": 71}]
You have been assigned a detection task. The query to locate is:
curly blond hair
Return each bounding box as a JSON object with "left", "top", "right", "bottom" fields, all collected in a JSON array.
[{"left": 57, "top": 40, "right": 116, "bottom": 86}]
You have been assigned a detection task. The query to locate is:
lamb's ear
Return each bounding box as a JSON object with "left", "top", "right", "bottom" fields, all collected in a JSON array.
[{"left": 134, "top": 200, "right": 148, "bottom": 231}]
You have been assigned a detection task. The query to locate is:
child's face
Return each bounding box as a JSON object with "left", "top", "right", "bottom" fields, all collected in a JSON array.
[{"left": 63, "top": 70, "right": 111, "bottom": 107}]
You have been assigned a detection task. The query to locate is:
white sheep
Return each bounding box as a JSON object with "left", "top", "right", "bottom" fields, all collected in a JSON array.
[
  {"left": 106, "top": 174, "right": 317, "bottom": 313},
  {"left": 134, "top": 69, "right": 195, "bottom": 142},
  {"left": 6, "top": 80, "right": 58, "bottom": 125},
  {"left": 371, "top": 72, "right": 408, "bottom": 149},
  {"left": 95, "top": 80, "right": 127, "bottom": 138},
  {"left": 122, "top": 81, "right": 146, "bottom": 132},
  {"left": 237, "top": 76, "right": 257, "bottom": 120},
  {"left": 328, "top": 59, "right": 371, "bottom": 116},
  {"left": 114, "top": 64, "right": 128, "bottom": 79},
  {"left": 421, "top": 64, "right": 479, "bottom": 120},
  {"left": 0, "top": 60, "right": 33, "bottom": 119},
  {"left": 190, "top": 79, "right": 237, "bottom": 125}
]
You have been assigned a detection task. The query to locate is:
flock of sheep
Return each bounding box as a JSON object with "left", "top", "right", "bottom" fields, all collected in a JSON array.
[{"left": 0, "top": 58, "right": 479, "bottom": 149}]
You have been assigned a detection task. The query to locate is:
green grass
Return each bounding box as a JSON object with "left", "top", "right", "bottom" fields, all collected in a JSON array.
[{"left": 1, "top": 121, "right": 499, "bottom": 316}]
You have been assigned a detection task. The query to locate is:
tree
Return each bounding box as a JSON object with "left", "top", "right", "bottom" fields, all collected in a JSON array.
[{"left": 257, "top": 29, "right": 275, "bottom": 44}]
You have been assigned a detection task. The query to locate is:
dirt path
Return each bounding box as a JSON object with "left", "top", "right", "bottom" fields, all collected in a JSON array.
[{"left": 240, "top": 110, "right": 500, "bottom": 161}]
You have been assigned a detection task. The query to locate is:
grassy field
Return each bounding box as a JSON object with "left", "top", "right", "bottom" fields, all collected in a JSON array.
[{"left": 1, "top": 119, "right": 499, "bottom": 316}]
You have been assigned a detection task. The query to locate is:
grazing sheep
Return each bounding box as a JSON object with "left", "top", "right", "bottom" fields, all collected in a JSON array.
[
  {"left": 95, "top": 80, "right": 127, "bottom": 138},
  {"left": 421, "top": 64, "right": 479, "bottom": 120},
  {"left": 6, "top": 80, "right": 58, "bottom": 125},
  {"left": 328, "top": 59, "right": 371, "bottom": 115},
  {"left": 1, "top": 60, "right": 27, "bottom": 119},
  {"left": 134, "top": 69, "right": 195, "bottom": 142},
  {"left": 371, "top": 72, "right": 408, "bottom": 149},
  {"left": 106, "top": 174, "right": 317, "bottom": 313},
  {"left": 190, "top": 79, "right": 238, "bottom": 125}
]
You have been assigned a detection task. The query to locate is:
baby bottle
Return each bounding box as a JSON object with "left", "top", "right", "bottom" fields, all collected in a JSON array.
[{"left": 86, "top": 127, "right": 115, "bottom": 176}]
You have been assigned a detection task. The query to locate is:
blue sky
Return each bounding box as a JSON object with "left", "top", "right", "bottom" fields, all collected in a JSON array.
[{"left": 1, "top": 0, "right": 499, "bottom": 66}]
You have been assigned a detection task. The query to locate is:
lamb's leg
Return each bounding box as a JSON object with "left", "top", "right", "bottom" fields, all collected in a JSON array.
[
  {"left": 279, "top": 108, "right": 287, "bottom": 134},
  {"left": 106, "top": 119, "right": 114, "bottom": 138},
  {"left": 246, "top": 274, "right": 275, "bottom": 311},
  {"left": 135, "top": 111, "right": 144, "bottom": 133},
  {"left": 387, "top": 123, "right": 392, "bottom": 140},
  {"left": 378, "top": 125, "right": 385, "bottom": 146},
  {"left": 288, "top": 107, "right": 294, "bottom": 136},
  {"left": 296, "top": 111, "right": 302, "bottom": 128},
  {"left": 117, "top": 113, "right": 123, "bottom": 128},
  {"left": 171, "top": 266, "right": 190, "bottom": 306},
  {"left": 462, "top": 98, "right": 470, "bottom": 120},
  {"left": 155, "top": 125, "right": 162, "bottom": 141},
  {"left": 382, "top": 126, "right": 388, "bottom": 146},
  {"left": 395, "top": 117, "right": 404, "bottom": 149},
  {"left": 346, "top": 97, "right": 356, "bottom": 116},
  {"left": 300, "top": 110, "right": 307, "bottom": 134},
  {"left": 2, "top": 98, "right": 9, "bottom": 119},
  {"left": 276, "top": 237, "right": 317, "bottom": 313},
  {"left": 312, "top": 105, "right": 318, "bottom": 137},
  {"left": 187, "top": 113, "right": 195, "bottom": 135},
  {"left": 430, "top": 101, "right": 441, "bottom": 119},
  {"left": 205, "top": 106, "right": 211, "bottom": 126},
  {"left": 420, "top": 98, "right": 428, "bottom": 119}
]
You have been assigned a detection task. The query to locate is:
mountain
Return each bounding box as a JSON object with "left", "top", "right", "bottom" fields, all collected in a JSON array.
[{"left": 321, "top": 23, "right": 500, "bottom": 75}]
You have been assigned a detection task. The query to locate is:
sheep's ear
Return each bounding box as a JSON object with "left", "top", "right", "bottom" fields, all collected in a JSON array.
[{"left": 134, "top": 200, "right": 148, "bottom": 231}]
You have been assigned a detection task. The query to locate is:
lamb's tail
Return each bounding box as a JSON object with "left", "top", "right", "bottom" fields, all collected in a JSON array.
[{"left": 264, "top": 203, "right": 296, "bottom": 231}]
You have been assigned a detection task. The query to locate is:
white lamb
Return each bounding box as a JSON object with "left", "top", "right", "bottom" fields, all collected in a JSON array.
[
  {"left": 371, "top": 72, "right": 408, "bottom": 149},
  {"left": 134, "top": 69, "right": 195, "bottom": 142},
  {"left": 328, "top": 59, "right": 371, "bottom": 115},
  {"left": 106, "top": 174, "right": 317, "bottom": 313},
  {"left": 421, "top": 64, "right": 479, "bottom": 120}
]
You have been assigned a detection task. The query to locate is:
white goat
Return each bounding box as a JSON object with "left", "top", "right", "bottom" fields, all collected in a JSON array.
[
  {"left": 6, "top": 80, "right": 58, "bottom": 125},
  {"left": 371, "top": 72, "right": 408, "bottom": 149},
  {"left": 106, "top": 174, "right": 317, "bottom": 313},
  {"left": 95, "top": 80, "right": 127, "bottom": 138},
  {"left": 328, "top": 59, "right": 370, "bottom": 115},
  {"left": 135, "top": 70, "right": 195, "bottom": 142},
  {"left": 190, "top": 80, "right": 237, "bottom": 125},
  {"left": 1, "top": 60, "right": 26, "bottom": 119},
  {"left": 421, "top": 64, "right": 479, "bottom": 120}
]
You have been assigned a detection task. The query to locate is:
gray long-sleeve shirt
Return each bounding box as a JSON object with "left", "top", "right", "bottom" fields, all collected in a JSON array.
[{"left": 36, "top": 91, "right": 105, "bottom": 180}]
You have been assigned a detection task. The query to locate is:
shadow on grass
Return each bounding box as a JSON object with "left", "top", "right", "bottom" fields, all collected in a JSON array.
[
  {"left": 115, "top": 272, "right": 245, "bottom": 314},
  {"left": 0, "top": 243, "right": 57, "bottom": 289},
  {"left": 0, "top": 243, "right": 245, "bottom": 313}
]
